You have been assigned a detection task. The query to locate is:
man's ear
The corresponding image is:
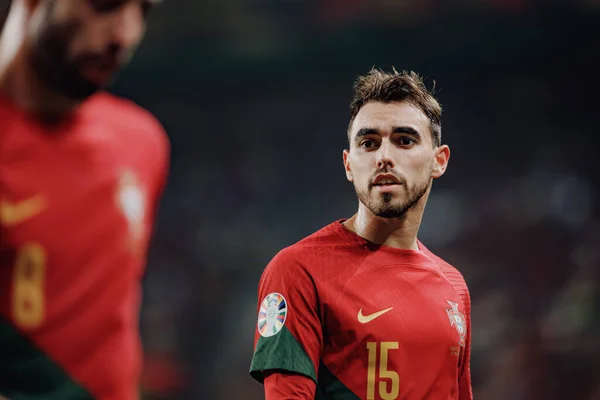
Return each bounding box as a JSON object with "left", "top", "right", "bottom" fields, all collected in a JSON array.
[
  {"left": 431, "top": 144, "right": 450, "bottom": 179},
  {"left": 343, "top": 149, "right": 353, "bottom": 182}
]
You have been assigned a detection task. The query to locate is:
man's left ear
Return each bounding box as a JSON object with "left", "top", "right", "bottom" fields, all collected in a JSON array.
[{"left": 431, "top": 145, "right": 450, "bottom": 179}]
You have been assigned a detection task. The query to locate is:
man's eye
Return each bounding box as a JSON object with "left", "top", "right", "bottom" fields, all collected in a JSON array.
[
  {"left": 398, "top": 137, "right": 416, "bottom": 146},
  {"left": 360, "top": 140, "right": 376, "bottom": 149}
]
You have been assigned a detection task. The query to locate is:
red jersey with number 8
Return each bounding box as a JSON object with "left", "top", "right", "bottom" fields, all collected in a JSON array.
[
  {"left": 250, "top": 221, "right": 473, "bottom": 400},
  {"left": 0, "top": 92, "right": 169, "bottom": 400}
]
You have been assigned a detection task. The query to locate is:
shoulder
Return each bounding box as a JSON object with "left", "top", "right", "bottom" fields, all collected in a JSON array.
[
  {"left": 262, "top": 221, "right": 353, "bottom": 279},
  {"left": 420, "top": 242, "right": 471, "bottom": 302},
  {"left": 84, "top": 92, "right": 170, "bottom": 152},
  {"left": 85, "top": 93, "right": 170, "bottom": 196}
]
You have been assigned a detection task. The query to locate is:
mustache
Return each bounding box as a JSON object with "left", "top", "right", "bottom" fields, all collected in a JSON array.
[{"left": 368, "top": 170, "right": 407, "bottom": 187}]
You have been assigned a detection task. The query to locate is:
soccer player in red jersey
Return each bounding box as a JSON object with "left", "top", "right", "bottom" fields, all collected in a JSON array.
[
  {"left": 0, "top": 0, "right": 167, "bottom": 399},
  {"left": 250, "top": 69, "right": 473, "bottom": 400}
]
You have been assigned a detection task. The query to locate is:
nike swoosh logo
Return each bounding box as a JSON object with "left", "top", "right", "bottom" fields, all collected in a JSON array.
[
  {"left": 0, "top": 195, "right": 47, "bottom": 227},
  {"left": 357, "top": 307, "right": 394, "bottom": 324}
]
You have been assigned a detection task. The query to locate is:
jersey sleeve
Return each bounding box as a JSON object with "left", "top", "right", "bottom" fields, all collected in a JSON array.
[
  {"left": 249, "top": 248, "right": 322, "bottom": 384},
  {"left": 264, "top": 372, "right": 316, "bottom": 400},
  {"left": 458, "top": 289, "right": 473, "bottom": 400},
  {"left": 150, "top": 121, "right": 170, "bottom": 211},
  {"left": 140, "top": 118, "right": 170, "bottom": 236}
]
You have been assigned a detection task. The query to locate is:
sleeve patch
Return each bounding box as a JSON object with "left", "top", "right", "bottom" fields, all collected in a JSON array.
[{"left": 258, "top": 293, "right": 288, "bottom": 338}]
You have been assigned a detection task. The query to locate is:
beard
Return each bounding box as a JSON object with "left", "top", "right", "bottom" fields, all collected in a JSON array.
[
  {"left": 355, "top": 173, "right": 431, "bottom": 219},
  {"left": 28, "top": 1, "right": 116, "bottom": 101}
]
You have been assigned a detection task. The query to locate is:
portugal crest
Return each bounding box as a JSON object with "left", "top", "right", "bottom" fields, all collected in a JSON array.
[
  {"left": 115, "top": 169, "right": 147, "bottom": 254},
  {"left": 257, "top": 293, "right": 287, "bottom": 338},
  {"left": 446, "top": 300, "right": 466, "bottom": 347}
]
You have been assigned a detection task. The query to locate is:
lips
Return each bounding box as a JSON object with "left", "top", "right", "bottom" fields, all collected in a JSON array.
[{"left": 372, "top": 174, "right": 401, "bottom": 186}]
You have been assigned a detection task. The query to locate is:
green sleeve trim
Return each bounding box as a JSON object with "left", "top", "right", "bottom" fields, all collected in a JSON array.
[
  {"left": 316, "top": 363, "right": 361, "bottom": 400},
  {"left": 0, "top": 319, "right": 94, "bottom": 400},
  {"left": 249, "top": 326, "right": 317, "bottom": 383}
]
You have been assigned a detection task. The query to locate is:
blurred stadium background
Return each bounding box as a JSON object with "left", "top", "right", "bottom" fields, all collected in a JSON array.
[{"left": 3, "top": 0, "right": 599, "bottom": 399}]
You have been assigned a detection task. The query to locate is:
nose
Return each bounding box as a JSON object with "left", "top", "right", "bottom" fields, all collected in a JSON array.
[
  {"left": 109, "top": 3, "right": 145, "bottom": 50},
  {"left": 376, "top": 140, "right": 395, "bottom": 170}
]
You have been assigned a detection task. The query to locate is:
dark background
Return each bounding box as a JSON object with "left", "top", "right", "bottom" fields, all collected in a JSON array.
[{"left": 4, "top": 0, "right": 600, "bottom": 399}]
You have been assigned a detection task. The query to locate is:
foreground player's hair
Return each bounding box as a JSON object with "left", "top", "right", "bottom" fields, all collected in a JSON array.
[{"left": 348, "top": 68, "right": 442, "bottom": 147}]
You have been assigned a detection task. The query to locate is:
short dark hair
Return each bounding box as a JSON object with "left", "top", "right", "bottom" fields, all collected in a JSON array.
[{"left": 348, "top": 68, "right": 442, "bottom": 147}]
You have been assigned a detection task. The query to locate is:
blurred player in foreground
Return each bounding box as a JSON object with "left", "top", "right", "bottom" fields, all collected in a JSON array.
[
  {"left": 250, "top": 69, "right": 473, "bottom": 399},
  {"left": 0, "top": 0, "right": 168, "bottom": 399}
]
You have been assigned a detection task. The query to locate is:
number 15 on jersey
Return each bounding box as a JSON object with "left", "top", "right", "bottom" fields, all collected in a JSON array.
[{"left": 367, "top": 342, "right": 400, "bottom": 400}]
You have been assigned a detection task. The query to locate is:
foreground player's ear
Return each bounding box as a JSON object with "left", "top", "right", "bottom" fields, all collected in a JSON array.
[
  {"left": 343, "top": 149, "right": 353, "bottom": 182},
  {"left": 431, "top": 144, "right": 450, "bottom": 179}
]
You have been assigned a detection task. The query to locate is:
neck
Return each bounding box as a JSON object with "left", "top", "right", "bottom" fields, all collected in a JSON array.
[
  {"left": 0, "top": 5, "right": 78, "bottom": 117},
  {"left": 344, "top": 196, "right": 429, "bottom": 251}
]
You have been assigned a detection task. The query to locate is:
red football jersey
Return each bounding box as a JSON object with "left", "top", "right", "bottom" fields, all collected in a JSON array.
[
  {"left": 0, "top": 91, "right": 169, "bottom": 400},
  {"left": 250, "top": 221, "right": 473, "bottom": 400}
]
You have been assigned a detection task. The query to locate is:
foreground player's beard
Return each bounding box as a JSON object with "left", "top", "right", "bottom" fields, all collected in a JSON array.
[
  {"left": 29, "top": 2, "right": 104, "bottom": 101},
  {"left": 355, "top": 174, "right": 431, "bottom": 219}
]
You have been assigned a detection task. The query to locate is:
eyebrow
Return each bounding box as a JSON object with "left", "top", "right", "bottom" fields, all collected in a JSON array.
[{"left": 354, "top": 126, "right": 421, "bottom": 142}]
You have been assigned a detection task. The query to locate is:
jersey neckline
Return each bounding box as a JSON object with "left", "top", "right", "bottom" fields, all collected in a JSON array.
[
  {"left": 331, "top": 219, "right": 428, "bottom": 255},
  {"left": 327, "top": 219, "right": 445, "bottom": 275}
]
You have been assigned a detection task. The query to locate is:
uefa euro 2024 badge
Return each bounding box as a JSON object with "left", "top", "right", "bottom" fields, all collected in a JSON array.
[{"left": 258, "top": 293, "right": 288, "bottom": 338}]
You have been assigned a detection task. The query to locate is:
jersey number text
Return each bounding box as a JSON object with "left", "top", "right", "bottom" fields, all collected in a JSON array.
[
  {"left": 12, "top": 243, "right": 46, "bottom": 329},
  {"left": 367, "top": 341, "right": 399, "bottom": 400}
]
